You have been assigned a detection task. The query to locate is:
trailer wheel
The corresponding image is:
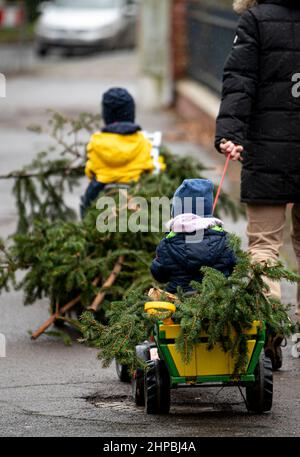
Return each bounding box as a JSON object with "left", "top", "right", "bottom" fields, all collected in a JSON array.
[
  {"left": 115, "top": 361, "right": 131, "bottom": 383},
  {"left": 246, "top": 353, "right": 273, "bottom": 413},
  {"left": 144, "top": 360, "right": 170, "bottom": 415}
]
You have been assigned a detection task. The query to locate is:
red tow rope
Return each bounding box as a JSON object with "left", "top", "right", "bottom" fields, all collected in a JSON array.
[{"left": 213, "top": 152, "right": 231, "bottom": 214}]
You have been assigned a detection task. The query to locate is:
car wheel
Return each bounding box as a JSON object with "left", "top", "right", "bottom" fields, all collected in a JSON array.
[{"left": 36, "top": 44, "right": 49, "bottom": 57}]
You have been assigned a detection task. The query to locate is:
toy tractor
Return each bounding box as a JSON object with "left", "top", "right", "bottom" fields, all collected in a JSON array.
[{"left": 129, "top": 302, "right": 273, "bottom": 415}]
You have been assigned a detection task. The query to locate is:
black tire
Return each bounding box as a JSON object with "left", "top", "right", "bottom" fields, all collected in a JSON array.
[
  {"left": 132, "top": 368, "right": 145, "bottom": 406},
  {"left": 115, "top": 361, "right": 131, "bottom": 383},
  {"left": 144, "top": 359, "right": 171, "bottom": 415},
  {"left": 132, "top": 343, "right": 151, "bottom": 407},
  {"left": 36, "top": 44, "right": 49, "bottom": 57},
  {"left": 246, "top": 353, "right": 273, "bottom": 413}
]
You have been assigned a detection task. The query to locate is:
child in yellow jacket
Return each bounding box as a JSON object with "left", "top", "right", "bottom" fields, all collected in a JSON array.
[{"left": 81, "top": 87, "right": 160, "bottom": 217}]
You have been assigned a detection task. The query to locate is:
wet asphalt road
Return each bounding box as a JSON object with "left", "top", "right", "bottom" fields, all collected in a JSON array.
[{"left": 0, "top": 48, "right": 299, "bottom": 437}]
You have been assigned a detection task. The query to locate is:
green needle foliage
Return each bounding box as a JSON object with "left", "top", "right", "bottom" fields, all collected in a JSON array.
[
  {"left": 10, "top": 111, "right": 100, "bottom": 233},
  {"left": 80, "top": 235, "right": 298, "bottom": 374},
  {"left": 0, "top": 111, "right": 241, "bottom": 321},
  {"left": 2, "top": 111, "right": 240, "bottom": 235},
  {"left": 80, "top": 293, "right": 153, "bottom": 369},
  {"left": 0, "top": 239, "right": 16, "bottom": 291}
]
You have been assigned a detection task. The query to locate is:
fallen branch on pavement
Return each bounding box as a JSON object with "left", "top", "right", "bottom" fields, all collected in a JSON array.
[
  {"left": 31, "top": 275, "right": 102, "bottom": 340},
  {"left": 88, "top": 256, "right": 125, "bottom": 312}
]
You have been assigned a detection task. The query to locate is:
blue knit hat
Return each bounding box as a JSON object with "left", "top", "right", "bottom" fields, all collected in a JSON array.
[
  {"left": 102, "top": 87, "right": 135, "bottom": 125},
  {"left": 172, "top": 179, "right": 214, "bottom": 218}
]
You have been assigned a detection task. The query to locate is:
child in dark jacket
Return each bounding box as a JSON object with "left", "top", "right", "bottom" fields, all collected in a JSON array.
[{"left": 151, "top": 179, "right": 236, "bottom": 294}]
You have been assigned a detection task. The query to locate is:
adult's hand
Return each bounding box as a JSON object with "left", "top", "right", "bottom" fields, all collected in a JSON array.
[{"left": 220, "top": 140, "right": 244, "bottom": 161}]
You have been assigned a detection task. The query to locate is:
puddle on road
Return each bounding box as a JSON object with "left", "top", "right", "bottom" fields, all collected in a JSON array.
[
  {"left": 87, "top": 392, "right": 245, "bottom": 415},
  {"left": 88, "top": 393, "right": 141, "bottom": 413}
]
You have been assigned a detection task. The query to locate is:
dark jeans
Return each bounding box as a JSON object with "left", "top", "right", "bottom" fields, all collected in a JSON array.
[{"left": 80, "top": 177, "right": 106, "bottom": 219}]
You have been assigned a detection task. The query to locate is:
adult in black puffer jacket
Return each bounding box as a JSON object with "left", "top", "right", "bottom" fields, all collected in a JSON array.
[
  {"left": 215, "top": 0, "right": 300, "bottom": 320},
  {"left": 150, "top": 179, "right": 236, "bottom": 294}
]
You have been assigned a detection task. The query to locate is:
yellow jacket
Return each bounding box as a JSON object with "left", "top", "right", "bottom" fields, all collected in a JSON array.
[{"left": 85, "top": 131, "right": 155, "bottom": 184}]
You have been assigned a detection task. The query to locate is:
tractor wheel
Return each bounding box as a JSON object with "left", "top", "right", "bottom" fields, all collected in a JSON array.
[
  {"left": 144, "top": 359, "right": 170, "bottom": 415},
  {"left": 132, "top": 343, "right": 151, "bottom": 407},
  {"left": 132, "top": 368, "right": 145, "bottom": 406},
  {"left": 246, "top": 353, "right": 273, "bottom": 413},
  {"left": 115, "top": 361, "right": 131, "bottom": 383}
]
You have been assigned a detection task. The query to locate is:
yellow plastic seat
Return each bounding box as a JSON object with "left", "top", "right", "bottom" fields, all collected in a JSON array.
[{"left": 144, "top": 302, "right": 176, "bottom": 315}]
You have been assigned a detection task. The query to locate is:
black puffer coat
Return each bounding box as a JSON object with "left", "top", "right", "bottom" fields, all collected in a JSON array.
[{"left": 215, "top": 0, "right": 300, "bottom": 204}]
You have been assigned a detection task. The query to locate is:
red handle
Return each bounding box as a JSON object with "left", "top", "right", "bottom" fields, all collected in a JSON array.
[{"left": 213, "top": 152, "right": 231, "bottom": 214}]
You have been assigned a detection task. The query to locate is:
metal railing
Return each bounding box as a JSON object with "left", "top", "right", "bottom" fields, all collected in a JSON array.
[{"left": 187, "top": 1, "right": 237, "bottom": 93}]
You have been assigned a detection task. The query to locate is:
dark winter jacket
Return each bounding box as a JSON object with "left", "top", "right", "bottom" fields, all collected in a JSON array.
[
  {"left": 215, "top": 0, "right": 300, "bottom": 204},
  {"left": 150, "top": 228, "right": 236, "bottom": 294}
]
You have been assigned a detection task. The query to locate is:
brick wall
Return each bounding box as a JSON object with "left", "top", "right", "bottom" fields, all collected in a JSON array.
[{"left": 171, "top": 0, "right": 188, "bottom": 80}]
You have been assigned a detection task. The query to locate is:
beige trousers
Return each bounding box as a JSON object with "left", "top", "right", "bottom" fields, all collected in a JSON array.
[{"left": 247, "top": 204, "right": 300, "bottom": 316}]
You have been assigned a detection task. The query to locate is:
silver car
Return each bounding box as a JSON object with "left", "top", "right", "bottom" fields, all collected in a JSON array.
[{"left": 35, "top": 0, "right": 137, "bottom": 56}]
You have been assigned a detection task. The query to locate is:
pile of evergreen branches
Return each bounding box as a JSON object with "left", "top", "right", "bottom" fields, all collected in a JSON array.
[
  {"left": 0, "top": 111, "right": 240, "bottom": 323},
  {"left": 80, "top": 235, "right": 298, "bottom": 374}
]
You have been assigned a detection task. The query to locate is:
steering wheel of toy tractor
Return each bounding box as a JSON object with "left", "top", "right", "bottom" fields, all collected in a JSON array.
[{"left": 144, "top": 302, "right": 176, "bottom": 315}]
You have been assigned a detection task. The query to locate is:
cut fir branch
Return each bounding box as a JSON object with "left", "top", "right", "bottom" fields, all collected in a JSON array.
[
  {"left": 0, "top": 111, "right": 242, "bottom": 236},
  {"left": 0, "top": 111, "right": 101, "bottom": 234},
  {"left": 80, "top": 237, "right": 299, "bottom": 375},
  {"left": 0, "top": 165, "right": 84, "bottom": 180},
  {"left": 0, "top": 110, "right": 244, "bottom": 335},
  {"left": 0, "top": 239, "right": 17, "bottom": 291}
]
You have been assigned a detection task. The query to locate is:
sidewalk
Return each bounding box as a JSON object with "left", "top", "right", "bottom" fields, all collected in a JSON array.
[{"left": 0, "top": 43, "right": 34, "bottom": 74}]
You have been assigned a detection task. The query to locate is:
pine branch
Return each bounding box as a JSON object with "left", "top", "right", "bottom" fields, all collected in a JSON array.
[
  {"left": 81, "top": 240, "right": 299, "bottom": 375},
  {"left": 0, "top": 110, "right": 244, "bottom": 341},
  {"left": 0, "top": 166, "right": 84, "bottom": 180}
]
